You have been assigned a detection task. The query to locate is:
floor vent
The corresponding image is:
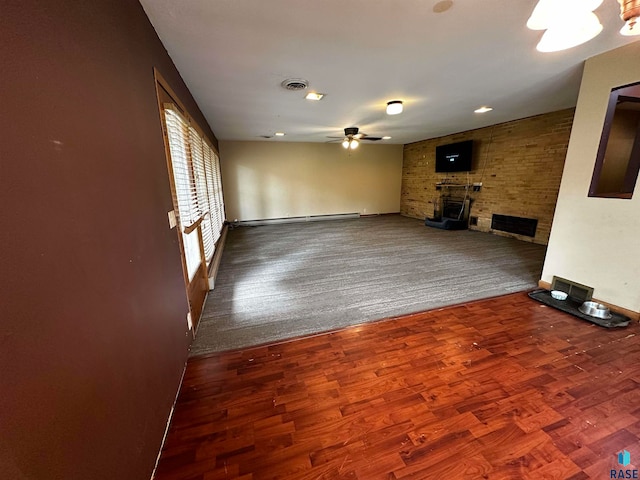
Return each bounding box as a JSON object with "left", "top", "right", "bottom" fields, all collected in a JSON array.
[
  {"left": 491, "top": 214, "right": 538, "bottom": 237},
  {"left": 551, "top": 276, "right": 594, "bottom": 303}
]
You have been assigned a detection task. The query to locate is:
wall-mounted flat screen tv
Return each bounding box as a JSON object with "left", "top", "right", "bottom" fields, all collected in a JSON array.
[{"left": 435, "top": 140, "right": 473, "bottom": 172}]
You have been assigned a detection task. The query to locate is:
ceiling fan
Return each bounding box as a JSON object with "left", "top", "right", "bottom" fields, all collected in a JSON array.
[{"left": 329, "top": 127, "right": 384, "bottom": 149}]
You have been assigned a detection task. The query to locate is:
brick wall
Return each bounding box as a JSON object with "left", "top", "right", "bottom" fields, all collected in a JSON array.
[{"left": 401, "top": 108, "right": 575, "bottom": 245}]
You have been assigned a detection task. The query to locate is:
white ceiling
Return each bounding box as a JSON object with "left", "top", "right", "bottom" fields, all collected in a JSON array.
[{"left": 139, "top": 0, "right": 638, "bottom": 145}]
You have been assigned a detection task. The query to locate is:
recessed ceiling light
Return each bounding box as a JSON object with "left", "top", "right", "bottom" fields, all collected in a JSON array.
[
  {"left": 305, "top": 92, "right": 324, "bottom": 101},
  {"left": 386, "top": 100, "right": 403, "bottom": 115},
  {"left": 382, "top": 136, "right": 392, "bottom": 140},
  {"left": 474, "top": 106, "right": 493, "bottom": 113},
  {"left": 274, "top": 132, "right": 285, "bottom": 136}
]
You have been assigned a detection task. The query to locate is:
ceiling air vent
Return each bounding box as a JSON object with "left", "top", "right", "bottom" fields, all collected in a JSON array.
[{"left": 281, "top": 78, "right": 308, "bottom": 91}]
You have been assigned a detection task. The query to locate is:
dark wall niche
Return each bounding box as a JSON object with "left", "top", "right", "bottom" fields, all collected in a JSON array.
[{"left": 589, "top": 81, "right": 640, "bottom": 199}]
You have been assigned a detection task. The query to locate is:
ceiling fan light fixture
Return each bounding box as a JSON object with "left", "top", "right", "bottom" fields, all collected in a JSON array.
[
  {"left": 342, "top": 137, "right": 359, "bottom": 149},
  {"left": 386, "top": 100, "right": 403, "bottom": 115},
  {"left": 474, "top": 106, "right": 493, "bottom": 113}
]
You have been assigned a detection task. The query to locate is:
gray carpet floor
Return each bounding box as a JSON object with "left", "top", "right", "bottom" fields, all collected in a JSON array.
[{"left": 191, "top": 214, "right": 546, "bottom": 355}]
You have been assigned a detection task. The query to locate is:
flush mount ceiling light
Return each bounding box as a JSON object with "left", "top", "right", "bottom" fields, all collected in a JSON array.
[
  {"left": 527, "top": 0, "right": 603, "bottom": 30},
  {"left": 527, "top": 0, "right": 603, "bottom": 52},
  {"left": 538, "top": 11, "right": 603, "bottom": 52},
  {"left": 474, "top": 106, "right": 493, "bottom": 113},
  {"left": 386, "top": 100, "right": 403, "bottom": 115},
  {"left": 274, "top": 132, "right": 285, "bottom": 136},
  {"left": 382, "top": 136, "right": 392, "bottom": 140},
  {"left": 304, "top": 92, "right": 325, "bottom": 101},
  {"left": 527, "top": 0, "right": 639, "bottom": 52}
]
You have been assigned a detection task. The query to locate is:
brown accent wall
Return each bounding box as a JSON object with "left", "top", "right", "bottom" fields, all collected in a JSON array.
[
  {"left": 0, "top": 1, "right": 217, "bottom": 479},
  {"left": 401, "top": 109, "right": 574, "bottom": 244}
]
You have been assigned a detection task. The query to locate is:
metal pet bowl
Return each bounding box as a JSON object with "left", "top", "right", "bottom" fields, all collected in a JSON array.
[{"left": 579, "top": 301, "right": 612, "bottom": 319}]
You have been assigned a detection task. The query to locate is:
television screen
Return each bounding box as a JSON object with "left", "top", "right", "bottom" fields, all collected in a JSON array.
[{"left": 435, "top": 140, "right": 473, "bottom": 172}]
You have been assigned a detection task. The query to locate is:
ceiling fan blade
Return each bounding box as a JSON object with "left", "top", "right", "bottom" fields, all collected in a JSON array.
[{"left": 361, "top": 136, "right": 383, "bottom": 141}]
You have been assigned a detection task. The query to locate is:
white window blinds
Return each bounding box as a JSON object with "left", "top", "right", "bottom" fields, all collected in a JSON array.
[
  {"left": 206, "top": 148, "right": 224, "bottom": 243},
  {"left": 163, "top": 105, "right": 225, "bottom": 268}
]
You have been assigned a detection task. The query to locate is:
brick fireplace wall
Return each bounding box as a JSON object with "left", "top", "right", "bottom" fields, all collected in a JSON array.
[{"left": 401, "top": 108, "right": 575, "bottom": 245}]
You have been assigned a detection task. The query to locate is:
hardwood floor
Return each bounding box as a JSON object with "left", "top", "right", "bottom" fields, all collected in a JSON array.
[{"left": 154, "top": 293, "right": 640, "bottom": 480}]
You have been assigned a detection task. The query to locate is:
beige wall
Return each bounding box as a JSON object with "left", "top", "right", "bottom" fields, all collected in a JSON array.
[
  {"left": 542, "top": 41, "right": 640, "bottom": 314},
  {"left": 220, "top": 141, "right": 403, "bottom": 221},
  {"left": 402, "top": 109, "right": 574, "bottom": 244}
]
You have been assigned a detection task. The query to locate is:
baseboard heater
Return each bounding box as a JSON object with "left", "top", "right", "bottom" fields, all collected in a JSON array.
[
  {"left": 237, "top": 212, "right": 360, "bottom": 227},
  {"left": 491, "top": 214, "right": 538, "bottom": 237}
]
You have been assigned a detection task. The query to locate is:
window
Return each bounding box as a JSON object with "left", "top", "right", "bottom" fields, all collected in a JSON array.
[
  {"left": 164, "top": 107, "right": 202, "bottom": 280},
  {"left": 190, "top": 129, "right": 225, "bottom": 262},
  {"left": 164, "top": 104, "right": 225, "bottom": 270},
  {"left": 154, "top": 70, "right": 225, "bottom": 330}
]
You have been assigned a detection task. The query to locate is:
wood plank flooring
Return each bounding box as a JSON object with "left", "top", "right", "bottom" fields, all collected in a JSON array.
[{"left": 154, "top": 293, "right": 640, "bottom": 480}]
